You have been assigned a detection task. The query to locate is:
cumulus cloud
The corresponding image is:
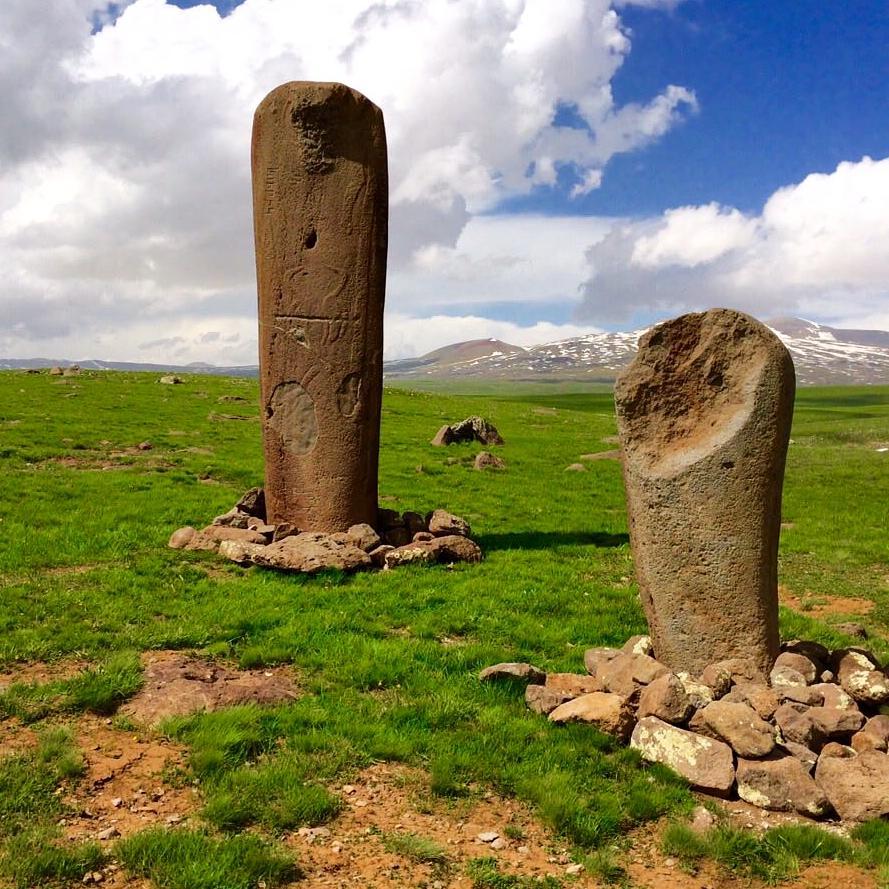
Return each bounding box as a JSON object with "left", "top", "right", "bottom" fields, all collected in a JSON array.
[
  {"left": 578, "top": 155, "right": 889, "bottom": 329},
  {"left": 0, "top": 0, "right": 695, "bottom": 362}
]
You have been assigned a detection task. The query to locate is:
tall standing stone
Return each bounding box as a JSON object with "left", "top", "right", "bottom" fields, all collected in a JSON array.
[
  {"left": 614, "top": 309, "right": 795, "bottom": 678},
  {"left": 252, "top": 82, "right": 387, "bottom": 531}
]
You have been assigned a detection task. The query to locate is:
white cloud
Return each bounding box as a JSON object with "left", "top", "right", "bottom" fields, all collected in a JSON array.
[
  {"left": 383, "top": 313, "right": 600, "bottom": 362},
  {"left": 579, "top": 155, "right": 889, "bottom": 328},
  {"left": 0, "top": 0, "right": 696, "bottom": 361}
]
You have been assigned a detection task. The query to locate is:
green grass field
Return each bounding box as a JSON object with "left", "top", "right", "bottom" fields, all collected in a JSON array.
[{"left": 0, "top": 370, "right": 887, "bottom": 888}]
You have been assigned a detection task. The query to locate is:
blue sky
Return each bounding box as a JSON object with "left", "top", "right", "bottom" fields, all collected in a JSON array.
[{"left": 2, "top": 0, "right": 888, "bottom": 362}]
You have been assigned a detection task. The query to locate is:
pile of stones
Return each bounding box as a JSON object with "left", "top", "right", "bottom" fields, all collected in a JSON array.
[
  {"left": 481, "top": 635, "right": 889, "bottom": 823},
  {"left": 431, "top": 415, "right": 504, "bottom": 447},
  {"left": 168, "top": 487, "right": 481, "bottom": 574}
]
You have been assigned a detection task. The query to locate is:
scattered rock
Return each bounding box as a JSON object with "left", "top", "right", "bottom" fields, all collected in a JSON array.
[
  {"left": 368, "top": 545, "right": 394, "bottom": 567},
  {"left": 834, "top": 649, "right": 889, "bottom": 704},
  {"left": 385, "top": 535, "right": 482, "bottom": 568},
  {"left": 630, "top": 717, "right": 735, "bottom": 795},
  {"left": 736, "top": 755, "right": 829, "bottom": 817},
  {"left": 345, "top": 523, "right": 381, "bottom": 552},
  {"left": 851, "top": 731, "right": 886, "bottom": 753},
  {"left": 479, "top": 663, "right": 546, "bottom": 685},
  {"left": 427, "top": 510, "right": 471, "bottom": 538},
  {"left": 184, "top": 525, "right": 268, "bottom": 552},
  {"left": 476, "top": 831, "right": 499, "bottom": 844},
  {"left": 167, "top": 527, "right": 196, "bottom": 549},
  {"left": 778, "top": 741, "right": 818, "bottom": 773},
  {"left": 548, "top": 692, "right": 636, "bottom": 740},
  {"left": 544, "top": 673, "right": 601, "bottom": 697},
  {"left": 815, "top": 748, "right": 889, "bottom": 821},
  {"left": 235, "top": 487, "right": 266, "bottom": 519},
  {"left": 525, "top": 684, "right": 571, "bottom": 716},
  {"left": 809, "top": 705, "right": 865, "bottom": 741},
  {"left": 836, "top": 622, "right": 868, "bottom": 639},
  {"left": 474, "top": 451, "right": 505, "bottom": 471},
  {"left": 213, "top": 509, "right": 250, "bottom": 529},
  {"left": 676, "top": 672, "right": 715, "bottom": 710},
  {"left": 637, "top": 673, "right": 694, "bottom": 724},
  {"left": 583, "top": 647, "right": 621, "bottom": 676},
  {"left": 696, "top": 700, "right": 775, "bottom": 757},
  {"left": 689, "top": 805, "right": 715, "bottom": 834},
  {"left": 159, "top": 375, "right": 183, "bottom": 384},
  {"left": 622, "top": 635, "right": 653, "bottom": 657},
  {"left": 597, "top": 652, "right": 669, "bottom": 696}
]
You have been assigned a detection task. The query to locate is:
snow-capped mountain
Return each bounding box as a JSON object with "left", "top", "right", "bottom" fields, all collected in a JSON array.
[{"left": 383, "top": 318, "right": 889, "bottom": 386}]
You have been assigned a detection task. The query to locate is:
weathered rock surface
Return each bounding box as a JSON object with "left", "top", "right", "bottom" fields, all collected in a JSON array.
[
  {"left": 774, "top": 703, "right": 825, "bottom": 749},
  {"left": 834, "top": 649, "right": 889, "bottom": 704},
  {"left": 479, "top": 663, "right": 546, "bottom": 685},
  {"left": 168, "top": 526, "right": 197, "bottom": 549},
  {"left": 815, "top": 748, "right": 889, "bottom": 821},
  {"left": 184, "top": 525, "right": 268, "bottom": 552},
  {"left": 345, "top": 523, "right": 381, "bottom": 552},
  {"left": 384, "top": 534, "right": 482, "bottom": 568},
  {"left": 431, "top": 416, "right": 504, "bottom": 447},
  {"left": 597, "top": 653, "right": 669, "bottom": 696},
  {"left": 697, "top": 700, "right": 775, "bottom": 757},
  {"left": 549, "top": 692, "right": 635, "bottom": 740},
  {"left": 427, "top": 510, "right": 471, "bottom": 538},
  {"left": 525, "top": 684, "right": 571, "bottom": 716},
  {"left": 583, "top": 647, "right": 620, "bottom": 676},
  {"left": 474, "top": 451, "right": 505, "bottom": 471},
  {"left": 637, "top": 673, "right": 694, "bottom": 724},
  {"left": 252, "top": 81, "right": 387, "bottom": 531},
  {"left": 615, "top": 309, "right": 794, "bottom": 676},
  {"left": 249, "top": 532, "right": 372, "bottom": 573},
  {"left": 630, "top": 717, "right": 735, "bottom": 795},
  {"left": 545, "top": 673, "right": 601, "bottom": 697},
  {"left": 622, "top": 635, "right": 654, "bottom": 657},
  {"left": 773, "top": 651, "right": 818, "bottom": 684},
  {"left": 736, "top": 755, "right": 829, "bottom": 816}
]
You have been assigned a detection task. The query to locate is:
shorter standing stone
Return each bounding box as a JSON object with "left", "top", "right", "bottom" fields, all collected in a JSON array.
[
  {"left": 736, "top": 755, "right": 829, "bottom": 817},
  {"left": 630, "top": 717, "right": 735, "bottom": 795},
  {"left": 637, "top": 673, "right": 694, "bottom": 724},
  {"left": 548, "top": 692, "right": 636, "bottom": 740},
  {"left": 479, "top": 663, "right": 546, "bottom": 685}
]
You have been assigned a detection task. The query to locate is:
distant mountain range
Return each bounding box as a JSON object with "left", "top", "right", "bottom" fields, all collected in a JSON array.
[
  {"left": 383, "top": 317, "right": 889, "bottom": 386},
  {"left": 3, "top": 317, "right": 889, "bottom": 386}
]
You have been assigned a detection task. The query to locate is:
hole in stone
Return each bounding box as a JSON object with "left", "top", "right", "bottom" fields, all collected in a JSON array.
[
  {"left": 304, "top": 228, "right": 317, "bottom": 249},
  {"left": 722, "top": 460, "right": 735, "bottom": 469}
]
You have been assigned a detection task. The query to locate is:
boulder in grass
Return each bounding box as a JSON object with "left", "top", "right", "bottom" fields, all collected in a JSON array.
[
  {"left": 479, "top": 663, "right": 546, "bottom": 686},
  {"left": 431, "top": 416, "right": 504, "bottom": 447},
  {"left": 815, "top": 747, "right": 889, "bottom": 821},
  {"left": 736, "top": 755, "right": 829, "bottom": 817},
  {"left": 474, "top": 451, "right": 505, "bottom": 471},
  {"left": 630, "top": 717, "right": 735, "bottom": 796},
  {"left": 548, "top": 692, "right": 636, "bottom": 740}
]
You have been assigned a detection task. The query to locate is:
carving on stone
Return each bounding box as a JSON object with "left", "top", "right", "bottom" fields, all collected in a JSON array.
[{"left": 252, "top": 81, "right": 388, "bottom": 531}]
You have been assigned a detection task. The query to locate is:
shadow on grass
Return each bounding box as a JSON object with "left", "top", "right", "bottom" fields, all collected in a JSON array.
[{"left": 478, "top": 531, "right": 629, "bottom": 552}]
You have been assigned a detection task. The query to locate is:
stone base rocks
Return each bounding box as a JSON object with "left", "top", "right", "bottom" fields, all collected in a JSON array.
[
  {"left": 169, "top": 487, "right": 482, "bottom": 575},
  {"left": 482, "top": 634, "right": 889, "bottom": 823}
]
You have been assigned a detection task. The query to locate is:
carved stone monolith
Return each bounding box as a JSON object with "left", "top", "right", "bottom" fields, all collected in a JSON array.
[
  {"left": 251, "top": 82, "right": 387, "bottom": 530},
  {"left": 614, "top": 309, "right": 795, "bottom": 678}
]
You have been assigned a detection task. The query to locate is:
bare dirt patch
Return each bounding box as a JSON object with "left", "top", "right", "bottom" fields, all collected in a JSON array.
[
  {"left": 0, "top": 658, "right": 88, "bottom": 692},
  {"left": 779, "top": 584, "right": 874, "bottom": 618},
  {"left": 61, "top": 715, "right": 198, "bottom": 845},
  {"left": 579, "top": 450, "right": 621, "bottom": 461},
  {"left": 285, "top": 762, "right": 588, "bottom": 887},
  {"left": 119, "top": 651, "right": 299, "bottom": 726}
]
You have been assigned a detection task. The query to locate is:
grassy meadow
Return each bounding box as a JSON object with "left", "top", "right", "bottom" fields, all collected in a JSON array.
[{"left": 0, "top": 370, "right": 887, "bottom": 888}]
